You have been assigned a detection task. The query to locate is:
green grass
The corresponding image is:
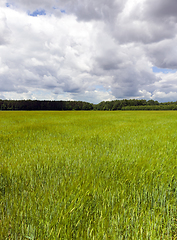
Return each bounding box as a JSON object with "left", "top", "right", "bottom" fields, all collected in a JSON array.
[{"left": 0, "top": 111, "right": 177, "bottom": 239}]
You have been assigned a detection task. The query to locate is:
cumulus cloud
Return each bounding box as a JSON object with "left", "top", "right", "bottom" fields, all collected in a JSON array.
[
  {"left": 144, "top": 0, "right": 177, "bottom": 21},
  {"left": 0, "top": 10, "right": 11, "bottom": 45},
  {"left": 5, "top": 0, "right": 127, "bottom": 21},
  {"left": 0, "top": 0, "right": 177, "bottom": 103},
  {"left": 145, "top": 37, "right": 177, "bottom": 69}
]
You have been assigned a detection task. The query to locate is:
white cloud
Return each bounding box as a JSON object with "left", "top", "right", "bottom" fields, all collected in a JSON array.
[
  {"left": 0, "top": 9, "right": 11, "bottom": 45},
  {"left": 0, "top": 0, "right": 177, "bottom": 103},
  {"left": 152, "top": 91, "right": 177, "bottom": 103}
]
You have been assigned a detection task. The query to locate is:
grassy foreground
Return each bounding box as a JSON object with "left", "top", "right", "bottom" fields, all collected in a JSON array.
[{"left": 0, "top": 111, "right": 176, "bottom": 239}]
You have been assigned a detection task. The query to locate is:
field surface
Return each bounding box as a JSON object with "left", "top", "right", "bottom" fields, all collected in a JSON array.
[{"left": 0, "top": 111, "right": 177, "bottom": 239}]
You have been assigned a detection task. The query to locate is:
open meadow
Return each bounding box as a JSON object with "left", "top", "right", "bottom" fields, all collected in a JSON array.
[{"left": 0, "top": 111, "right": 177, "bottom": 239}]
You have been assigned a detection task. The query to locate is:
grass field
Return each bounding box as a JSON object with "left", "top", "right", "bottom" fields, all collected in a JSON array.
[{"left": 0, "top": 111, "right": 177, "bottom": 239}]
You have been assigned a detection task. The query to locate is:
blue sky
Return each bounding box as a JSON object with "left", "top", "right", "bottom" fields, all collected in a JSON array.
[
  {"left": 28, "top": 8, "right": 65, "bottom": 16},
  {"left": 152, "top": 66, "right": 176, "bottom": 74},
  {"left": 28, "top": 9, "right": 46, "bottom": 17}
]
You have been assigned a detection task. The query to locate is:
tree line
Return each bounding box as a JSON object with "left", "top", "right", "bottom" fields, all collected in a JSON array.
[
  {"left": 94, "top": 99, "right": 177, "bottom": 110},
  {"left": 0, "top": 100, "right": 93, "bottom": 111},
  {"left": 0, "top": 99, "right": 177, "bottom": 111}
]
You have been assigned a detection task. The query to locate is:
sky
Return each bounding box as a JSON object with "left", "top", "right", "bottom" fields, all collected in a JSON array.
[{"left": 0, "top": 0, "right": 177, "bottom": 103}]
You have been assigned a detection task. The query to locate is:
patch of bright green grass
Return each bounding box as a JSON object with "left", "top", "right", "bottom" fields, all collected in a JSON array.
[{"left": 0, "top": 111, "right": 177, "bottom": 239}]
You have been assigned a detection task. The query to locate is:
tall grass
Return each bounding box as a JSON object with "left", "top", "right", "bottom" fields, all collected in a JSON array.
[{"left": 0, "top": 111, "right": 176, "bottom": 239}]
